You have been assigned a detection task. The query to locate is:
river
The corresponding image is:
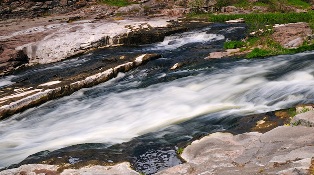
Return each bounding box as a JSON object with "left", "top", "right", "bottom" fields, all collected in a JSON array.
[{"left": 0, "top": 23, "right": 314, "bottom": 174}]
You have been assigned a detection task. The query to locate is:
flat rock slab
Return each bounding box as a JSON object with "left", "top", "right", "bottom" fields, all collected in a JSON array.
[
  {"left": 0, "top": 162, "right": 139, "bottom": 175},
  {"left": 291, "top": 110, "right": 314, "bottom": 127},
  {"left": 157, "top": 126, "right": 314, "bottom": 175}
]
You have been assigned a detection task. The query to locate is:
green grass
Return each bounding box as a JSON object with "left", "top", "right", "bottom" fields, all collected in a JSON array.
[
  {"left": 99, "top": 0, "right": 130, "bottom": 7},
  {"left": 246, "top": 48, "right": 272, "bottom": 58},
  {"left": 287, "top": 0, "right": 311, "bottom": 8},
  {"left": 206, "top": 12, "right": 314, "bottom": 32},
  {"left": 224, "top": 40, "right": 245, "bottom": 49},
  {"left": 177, "top": 147, "right": 184, "bottom": 155}
]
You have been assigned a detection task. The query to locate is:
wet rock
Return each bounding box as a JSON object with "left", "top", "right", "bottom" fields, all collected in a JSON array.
[
  {"left": 272, "top": 22, "right": 312, "bottom": 48},
  {"left": 0, "top": 54, "right": 161, "bottom": 119},
  {"left": 157, "top": 126, "right": 314, "bottom": 175},
  {"left": 291, "top": 111, "right": 314, "bottom": 127}
]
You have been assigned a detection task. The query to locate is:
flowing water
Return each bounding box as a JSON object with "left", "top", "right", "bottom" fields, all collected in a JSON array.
[{"left": 0, "top": 23, "right": 314, "bottom": 173}]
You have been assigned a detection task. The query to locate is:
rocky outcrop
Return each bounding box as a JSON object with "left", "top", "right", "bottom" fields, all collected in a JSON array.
[
  {"left": 272, "top": 22, "right": 313, "bottom": 48},
  {"left": 0, "top": 0, "right": 97, "bottom": 19},
  {"left": 157, "top": 126, "right": 314, "bottom": 175},
  {"left": 11, "top": 18, "right": 171, "bottom": 65},
  {"left": 0, "top": 54, "right": 161, "bottom": 119},
  {"left": 0, "top": 162, "right": 138, "bottom": 175}
]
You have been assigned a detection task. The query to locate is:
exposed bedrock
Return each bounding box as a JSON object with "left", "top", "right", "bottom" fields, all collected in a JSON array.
[
  {"left": 0, "top": 18, "right": 208, "bottom": 75},
  {"left": 157, "top": 125, "right": 314, "bottom": 175}
]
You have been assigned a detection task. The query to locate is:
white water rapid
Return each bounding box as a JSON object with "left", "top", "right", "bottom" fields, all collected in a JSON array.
[{"left": 0, "top": 51, "right": 313, "bottom": 167}]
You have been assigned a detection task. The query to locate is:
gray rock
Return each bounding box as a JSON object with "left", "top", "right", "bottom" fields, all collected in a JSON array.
[
  {"left": 284, "top": 37, "right": 304, "bottom": 48},
  {"left": 291, "top": 110, "right": 314, "bottom": 127},
  {"left": 157, "top": 126, "right": 314, "bottom": 175},
  {"left": 116, "top": 4, "right": 143, "bottom": 14}
]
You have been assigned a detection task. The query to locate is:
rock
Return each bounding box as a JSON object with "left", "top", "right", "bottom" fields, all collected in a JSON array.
[
  {"left": 0, "top": 162, "right": 139, "bottom": 175},
  {"left": 61, "top": 163, "right": 139, "bottom": 175},
  {"left": 205, "top": 48, "right": 240, "bottom": 59},
  {"left": 170, "top": 62, "right": 183, "bottom": 70},
  {"left": 291, "top": 111, "right": 314, "bottom": 127},
  {"left": 0, "top": 54, "right": 161, "bottom": 119},
  {"left": 157, "top": 126, "right": 314, "bottom": 175},
  {"left": 13, "top": 18, "right": 171, "bottom": 65},
  {"left": 284, "top": 37, "right": 303, "bottom": 48},
  {"left": 226, "top": 18, "right": 245, "bottom": 23},
  {"left": 161, "top": 8, "right": 188, "bottom": 17},
  {"left": 206, "top": 51, "right": 228, "bottom": 59},
  {"left": 296, "top": 105, "right": 314, "bottom": 114},
  {"left": 116, "top": 4, "right": 144, "bottom": 15},
  {"left": 0, "top": 164, "right": 59, "bottom": 175},
  {"left": 221, "top": 6, "right": 238, "bottom": 13},
  {"left": 272, "top": 22, "right": 312, "bottom": 49}
]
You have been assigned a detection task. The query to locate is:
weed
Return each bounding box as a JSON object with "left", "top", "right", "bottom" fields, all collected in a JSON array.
[
  {"left": 177, "top": 147, "right": 184, "bottom": 155},
  {"left": 287, "top": 108, "right": 297, "bottom": 118}
]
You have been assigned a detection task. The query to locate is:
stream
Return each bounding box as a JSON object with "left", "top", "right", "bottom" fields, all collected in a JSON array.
[{"left": 0, "top": 23, "right": 314, "bottom": 174}]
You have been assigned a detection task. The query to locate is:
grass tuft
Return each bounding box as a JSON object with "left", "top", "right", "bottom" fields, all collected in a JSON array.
[{"left": 99, "top": 0, "right": 130, "bottom": 7}]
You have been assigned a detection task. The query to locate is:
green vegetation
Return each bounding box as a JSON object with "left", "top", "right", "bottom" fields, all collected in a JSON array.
[
  {"left": 187, "top": 0, "right": 314, "bottom": 58},
  {"left": 224, "top": 40, "right": 245, "bottom": 49},
  {"left": 188, "top": 0, "right": 312, "bottom": 12},
  {"left": 287, "top": 108, "right": 297, "bottom": 118},
  {"left": 207, "top": 12, "right": 314, "bottom": 32},
  {"left": 246, "top": 48, "right": 272, "bottom": 58},
  {"left": 188, "top": 11, "right": 314, "bottom": 58},
  {"left": 287, "top": 0, "right": 311, "bottom": 8},
  {"left": 177, "top": 147, "right": 184, "bottom": 155},
  {"left": 99, "top": 0, "right": 130, "bottom": 7}
]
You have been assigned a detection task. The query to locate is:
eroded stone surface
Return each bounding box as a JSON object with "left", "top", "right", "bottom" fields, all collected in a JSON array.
[
  {"left": 291, "top": 110, "right": 314, "bottom": 127},
  {"left": 157, "top": 126, "right": 314, "bottom": 175},
  {"left": 0, "top": 162, "right": 139, "bottom": 175},
  {"left": 272, "top": 22, "right": 312, "bottom": 48}
]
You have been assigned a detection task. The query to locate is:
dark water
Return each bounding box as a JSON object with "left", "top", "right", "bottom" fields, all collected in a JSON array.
[{"left": 1, "top": 23, "right": 314, "bottom": 174}]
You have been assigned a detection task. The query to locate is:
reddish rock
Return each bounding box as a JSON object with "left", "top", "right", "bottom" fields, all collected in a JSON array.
[{"left": 272, "top": 22, "right": 312, "bottom": 48}]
